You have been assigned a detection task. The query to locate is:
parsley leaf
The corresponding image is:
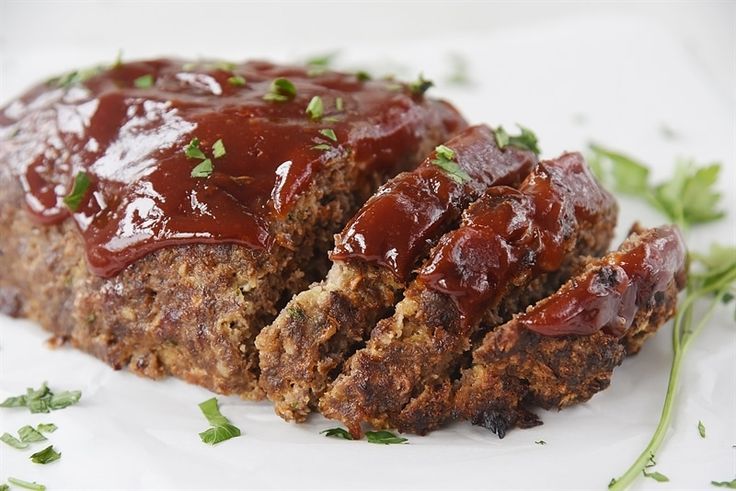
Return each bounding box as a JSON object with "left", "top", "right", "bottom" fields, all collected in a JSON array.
[
  {"left": 7, "top": 477, "right": 46, "bottom": 491},
  {"left": 319, "top": 128, "right": 337, "bottom": 142},
  {"left": 263, "top": 78, "right": 296, "bottom": 102},
  {"left": 711, "top": 479, "right": 736, "bottom": 488},
  {"left": 133, "top": 74, "right": 155, "bottom": 89},
  {"left": 212, "top": 139, "right": 226, "bottom": 159},
  {"left": 335, "top": 97, "right": 344, "bottom": 112},
  {"left": 0, "top": 483, "right": 7, "bottom": 491},
  {"left": 62, "top": 171, "right": 91, "bottom": 212},
  {"left": 36, "top": 423, "right": 57, "bottom": 434},
  {"left": 18, "top": 426, "right": 47, "bottom": 443},
  {"left": 587, "top": 144, "right": 725, "bottom": 229},
  {"left": 1, "top": 432, "right": 29, "bottom": 449},
  {"left": 48, "top": 390, "right": 82, "bottom": 410},
  {"left": 320, "top": 427, "right": 354, "bottom": 440},
  {"left": 306, "top": 96, "right": 324, "bottom": 120},
  {"left": 355, "top": 70, "right": 371, "bottom": 81},
  {"left": 184, "top": 138, "right": 206, "bottom": 160},
  {"left": 698, "top": 420, "right": 706, "bottom": 438},
  {"left": 642, "top": 469, "right": 669, "bottom": 483},
  {"left": 535, "top": 440, "right": 546, "bottom": 445},
  {"left": 494, "top": 125, "right": 541, "bottom": 156},
  {"left": 190, "top": 159, "right": 213, "bottom": 178},
  {"left": 227, "top": 75, "right": 246, "bottom": 87},
  {"left": 365, "top": 430, "right": 407, "bottom": 445},
  {"left": 409, "top": 74, "right": 433, "bottom": 96},
  {"left": 29, "top": 445, "right": 61, "bottom": 464},
  {"left": 198, "top": 397, "right": 241, "bottom": 445},
  {"left": 431, "top": 144, "right": 471, "bottom": 184}
]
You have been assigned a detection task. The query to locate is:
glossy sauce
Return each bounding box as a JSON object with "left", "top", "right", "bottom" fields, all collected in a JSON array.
[
  {"left": 330, "top": 125, "right": 536, "bottom": 280},
  {"left": 418, "top": 153, "right": 614, "bottom": 326},
  {"left": 519, "top": 225, "right": 686, "bottom": 337},
  {"left": 0, "top": 59, "right": 464, "bottom": 277}
]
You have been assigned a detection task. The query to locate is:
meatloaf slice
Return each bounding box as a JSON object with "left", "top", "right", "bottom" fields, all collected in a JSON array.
[
  {"left": 0, "top": 59, "right": 465, "bottom": 397},
  {"left": 256, "top": 125, "right": 537, "bottom": 421},
  {"left": 319, "top": 152, "right": 617, "bottom": 436},
  {"left": 455, "top": 224, "right": 687, "bottom": 437}
]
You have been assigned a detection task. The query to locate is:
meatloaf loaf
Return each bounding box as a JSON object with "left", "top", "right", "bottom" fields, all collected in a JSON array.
[{"left": 0, "top": 58, "right": 465, "bottom": 398}]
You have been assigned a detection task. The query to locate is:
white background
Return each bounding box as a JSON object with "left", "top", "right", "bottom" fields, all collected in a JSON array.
[{"left": 1, "top": 1, "right": 735, "bottom": 490}]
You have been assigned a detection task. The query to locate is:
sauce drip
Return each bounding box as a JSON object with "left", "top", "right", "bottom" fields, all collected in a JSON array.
[
  {"left": 330, "top": 125, "right": 536, "bottom": 281},
  {"left": 418, "top": 153, "right": 615, "bottom": 326},
  {"left": 519, "top": 225, "right": 686, "bottom": 337},
  {"left": 0, "top": 59, "right": 464, "bottom": 277}
]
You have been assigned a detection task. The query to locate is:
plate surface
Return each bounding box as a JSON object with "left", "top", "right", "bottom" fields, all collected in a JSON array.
[{"left": 1, "top": 6, "right": 734, "bottom": 490}]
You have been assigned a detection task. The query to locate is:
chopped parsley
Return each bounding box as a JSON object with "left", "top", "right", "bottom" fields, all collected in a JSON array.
[
  {"left": 18, "top": 426, "right": 47, "bottom": 443},
  {"left": 311, "top": 144, "right": 333, "bottom": 151},
  {"left": 51, "top": 66, "right": 104, "bottom": 88},
  {"left": 365, "top": 430, "right": 408, "bottom": 445},
  {"left": 62, "top": 171, "right": 91, "bottom": 212},
  {"left": 263, "top": 78, "right": 297, "bottom": 102},
  {"left": 184, "top": 138, "right": 226, "bottom": 178},
  {"left": 227, "top": 75, "right": 246, "bottom": 87},
  {"left": 535, "top": 440, "right": 546, "bottom": 445},
  {"left": 306, "top": 96, "right": 324, "bottom": 120},
  {"left": 642, "top": 470, "right": 669, "bottom": 483},
  {"left": 320, "top": 427, "right": 353, "bottom": 440},
  {"left": 1, "top": 432, "right": 28, "bottom": 449},
  {"left": 7, "top": 477, "right": 46, "bottom": 491},
  {"left": 198, "top": 397, "right": 241, "bottom": 445},
  {"left": 133, "top": 74, "right": 155, "bottom": 89},
  {"left": 29, "top": 445, "right": 61, "bottom": 464},
  {"left": 318, "top": 128, "right": 337, "bottom": 142},
  {"left": 335, "top": 97, "right": 344, "bottom": 112},
  {"left": 494, "top": 125, "right": 541, "bottom": 156},
  {"left": 0, "top": 484, "right": 7, "bottom": 491},
  {"left": 698, "top": 420, "right": 706, "bottom": 438},
  {"left": 431, "top": 144, "right": 471, "bottom": 184},
  {"left": 409, "top": 74, "right": 433, "bottom": 96},
  {"left": 286, "top": 306, "right": 306, "bottom": 321},
  {"left": 711, "top": 479, "right": 736, "bottom": 488},
  {"left": 305, "top": 53, "right": 337, "bottom": 77},
  {"left": 0, "top": 382, "right": 81, "bottom": 413},
  {"left": 355, "top": 70, "right": 371, "bottom": 82}
]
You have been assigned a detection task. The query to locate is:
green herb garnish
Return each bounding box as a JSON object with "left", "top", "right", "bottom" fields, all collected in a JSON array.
[
  {"left": 29, "top": 445, "right": 61, "bottom": 464},
  {"left": 18, "top": 426, "right": 47, "bottom": 443},
  {"left": 133, "top": 74, "right": 155, "bottom": 89},
  {"left": 286, "top": 306, "right": 306, "bottom": 321},
  {"left": 62, "top": 172, "right": 91, "bottom": 212},
  {"left": 318, "top": 128, "right": 337, "bottom": 142},
  {"left": 51, "top": 66, "right": 104, "bottom": 88},
  {"left": 365, "top": 430, "right": 407, "bottom": 445},
  {"left": 431, "top": 144, "right": 471, "bottom": 184},
  {"left": 355, "top": 70, "right": 371, "bottom": 81},
  {"left": 494, "top": 125, "right": 541, "bottom": 156},
  {"left": 698, "top": 420, "right": 706, "bottom": 438},
  {"left": 535, "top": 440, "right": 546, "bottom": 445},
  {"left": 642, "top": 470, "right": 669, "bottom": 483},
  {"left": 711, "top": 479, "right": 736, "bottom": 488},
  {"left": 335, "top": 97, "right": 344, "bottom": 112},
  {"left": 184, "top": 138, "right": 225, "bottom": 178},
  {"left": 588, "top": 145, "right": 724, "bottom": 229},
  {"left": 263, "top": 78, "right": 297, "bottom": 102},
  {"left": 0, "top": 382, "right": 81, "bottom": 413},
  {"left": 7, "top": 477, "right": 45, "bottom": 491},
  {"left": 306, "top": 96, "right": 324, "bottom": 120},
  {"left": 311, "top": 144, "right": 333, "bottom": 151},
  {"left": 320, "top": 427, "right": 353, "bottom": 440},
  {"left": 305, "top": 53, "right": 337, "bottom": 76},
  {"left": 609, "top": 246, "right": 736, "bottom": 490},
  {"left": 408, "top": 74, "right": 433, "bottom": 96},
  {"left": 198, "top": 397, "right": 241, "bottom": 445},
  {"left": 227, "top": 75, "right": 246, "bottom": 87},
  {"left": 36, "top": 423, "right": 57, "bottom": 434},
  {"left": 1, "top": 432, "right": 28, "bottom": 449},
  {"left": 0, "top": 483, "right": 8, "bottom": 491}
]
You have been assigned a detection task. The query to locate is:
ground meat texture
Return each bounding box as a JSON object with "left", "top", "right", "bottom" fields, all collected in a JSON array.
[
  {"left": 455, "top": 225, "right": 687, "bottom": 437},
  {"left": 319, "top": 152, "right": 617, "bottom": 436},
  {"left": 256, "top": 125, "right": 536, "bottom": 420},
  {"left": 0, "top": 59, "right": 465, "bottom": 398}
]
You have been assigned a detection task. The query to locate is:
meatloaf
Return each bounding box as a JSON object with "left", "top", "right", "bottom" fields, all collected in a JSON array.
[
  {"left": 256, "top": 124, "right": 537, "bottom": 421},
  {"left": 455, "top": 224, "right": 687, "bottom": 437},
  {"left": 320, "top": 152, "right": 618, "bottom": 436},
  {"left": 0, "top": 58, "right": 465, "bottom": 397}
]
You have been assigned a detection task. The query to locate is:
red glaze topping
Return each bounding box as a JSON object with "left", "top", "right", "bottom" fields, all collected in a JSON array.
[
  {"left": 330, "top": 125, "right": 536, "bottom": 280},
  {"left": 519, "top": 225, "right": 686, "bottom": 337},
  {"left": 418, "top": 152, "right": 615, "bottom": 325},
  {"left": 0, "top": 59, "right": 464, "bottom": 277}
]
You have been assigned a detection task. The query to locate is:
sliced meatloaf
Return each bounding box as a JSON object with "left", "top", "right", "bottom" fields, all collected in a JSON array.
[
  {"left": 256, "top": 125, "right": 537, "bottom": 421},
  {"left": 0, "top": 59, "right": 465, "bottom": 397},
  {"left": 319, "top": 152, "right": 618, "bottom": 436},
  {"left": 455, "top": 224, "right": 687, "bottom": 437}
]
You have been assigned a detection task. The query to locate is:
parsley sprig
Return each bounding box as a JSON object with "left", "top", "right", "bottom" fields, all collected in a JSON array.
[
  {"left": 198, "top": 398, "right": 241, "bottom": 445},
  {"left": 588, "top": 145, "right": 725, "bottom": 229},
  {"left": 608, "top": 245, "right": 736, "bottom": 490}
]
